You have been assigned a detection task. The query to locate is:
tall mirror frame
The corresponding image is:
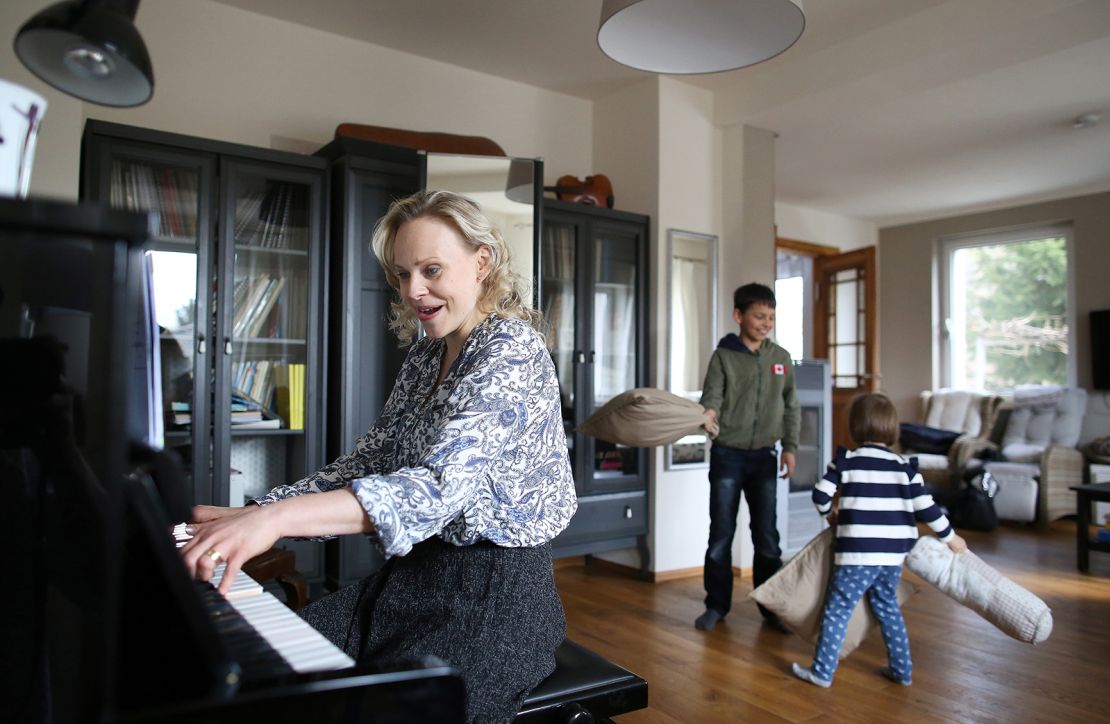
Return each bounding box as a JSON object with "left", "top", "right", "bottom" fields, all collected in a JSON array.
[
  {"left": 665, "top": 228, "right": 718, "bottom": 470},
  {"left": 423, "top": 152, "right": 541, "bottom": 309}
]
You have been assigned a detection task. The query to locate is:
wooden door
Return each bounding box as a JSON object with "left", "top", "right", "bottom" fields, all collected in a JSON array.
[{"left": 814, "top": 246, "right": 878, "bottom": 451}]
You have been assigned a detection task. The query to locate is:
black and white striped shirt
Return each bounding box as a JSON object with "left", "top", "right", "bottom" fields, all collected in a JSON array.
[{"left": 813, "top": 444, "right": 953, "bottom": 566}]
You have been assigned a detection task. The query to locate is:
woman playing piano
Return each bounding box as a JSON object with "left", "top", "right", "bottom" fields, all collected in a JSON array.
[{"left": 180, "top": 190, "right": 577, "bottom": 724}]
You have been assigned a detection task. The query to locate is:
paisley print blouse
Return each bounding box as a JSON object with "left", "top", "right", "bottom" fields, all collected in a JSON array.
[{"left": 253, "top": 315, "right": 577, "bottom": 558}]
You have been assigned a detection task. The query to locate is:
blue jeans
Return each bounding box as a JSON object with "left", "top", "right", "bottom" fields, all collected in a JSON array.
[
  {"left": 703, "top": 444, "right": 781, "bottom": 617},
  {"left": 811, "top": 565, "right": 911, "bottom": 683}
]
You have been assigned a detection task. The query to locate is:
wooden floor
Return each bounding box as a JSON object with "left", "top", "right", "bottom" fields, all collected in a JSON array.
[{"left": 554, "top": 521, "right": 1110, "bottom": 723}]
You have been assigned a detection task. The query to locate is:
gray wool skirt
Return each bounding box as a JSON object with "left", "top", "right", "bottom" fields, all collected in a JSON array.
[{"left": 299, "top": 537, "right": 565, "bottom": 724}]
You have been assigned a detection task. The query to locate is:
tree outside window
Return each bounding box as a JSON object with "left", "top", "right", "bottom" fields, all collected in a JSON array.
[{"left": 947, "top": 232, "right": 1069, "bottom": 391}]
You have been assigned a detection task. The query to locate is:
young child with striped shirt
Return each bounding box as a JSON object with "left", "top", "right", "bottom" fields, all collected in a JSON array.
[{"left": 792, "top": 393, "right": 968, "bottom": 688}]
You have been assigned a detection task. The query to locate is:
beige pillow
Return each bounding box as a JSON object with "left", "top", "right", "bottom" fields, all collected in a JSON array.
[
  {"left": 749, "top": 527, "right": 919, "bottom": 658},
  {"left": 577, "top": 388, "right": 707, "bottom": 447}
]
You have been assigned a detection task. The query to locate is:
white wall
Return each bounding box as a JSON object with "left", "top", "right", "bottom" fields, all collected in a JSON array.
[
  {"left": 1, "top": 0, "right": 593, "bottom": 200},
  {"left": 775, "top": 202, "right": 877, "bottom": 251},
  {"left": 590, "top": 78, "right": 778, "bottom": 576},
  {"left": 650, "top": 78, "right": 721, "bottom": 573}
]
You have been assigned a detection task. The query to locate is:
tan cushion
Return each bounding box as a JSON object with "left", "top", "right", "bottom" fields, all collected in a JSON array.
[
  {"left": 749, "top": 527, "right": 918, "bottom": 659},
  {"left": 924, "top": 389, "right": 990, "bottom": 437},
  {"left": 577, "top": 388, "right": 707, "bottom": 447}
]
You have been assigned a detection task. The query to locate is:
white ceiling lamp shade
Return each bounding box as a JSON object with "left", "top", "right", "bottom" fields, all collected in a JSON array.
[{"left": 597, "top": 0, "right": 805, "bottom": 74}]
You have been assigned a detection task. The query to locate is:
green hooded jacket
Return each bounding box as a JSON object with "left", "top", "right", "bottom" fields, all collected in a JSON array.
[{"left": 699, "top": 334, "right": 800, "bottom": 452}]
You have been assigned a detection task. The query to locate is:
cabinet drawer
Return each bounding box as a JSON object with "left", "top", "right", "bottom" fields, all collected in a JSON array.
[{"left": 557, "top": 491, "right": 647, "bottom": 544}]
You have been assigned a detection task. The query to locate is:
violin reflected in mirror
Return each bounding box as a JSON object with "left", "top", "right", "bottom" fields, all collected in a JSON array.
[{"left": 545, "top": 174, "right": 614, "bottom": 208}]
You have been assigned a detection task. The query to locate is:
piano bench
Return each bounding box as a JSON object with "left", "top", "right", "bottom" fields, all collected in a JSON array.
[
  {"left": 242, "top": 547, "right": 309, "bottom": 611},
  {"left": 514, "top": 639, "right": 647, "bottom": 724}
]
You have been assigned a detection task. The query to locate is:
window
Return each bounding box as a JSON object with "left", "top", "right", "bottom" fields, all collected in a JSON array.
[
  {"left": 774, "top": 275, "right": 805, "bottom": 361},
  {"left": 775, "top": 248, "right": 812, "bottom": 361},
  {"left": 939, "top": 225, "right": 1073, "bottom": 391}
]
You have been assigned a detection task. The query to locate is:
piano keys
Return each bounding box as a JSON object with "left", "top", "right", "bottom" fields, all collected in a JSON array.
[
  {"left": 210, "top": 565, "right": 354, "bottom": 674},
  {"left": 173, "top": 523, "right": 353, "bottom": 675},
  {"left": 105, "top": 475, "right": 468, "bottom": 723}
]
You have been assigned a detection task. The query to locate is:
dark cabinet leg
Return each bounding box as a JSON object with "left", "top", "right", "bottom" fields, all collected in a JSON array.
[{"left": 1077, "top": 493, "right": 1090, "bottom": 573}]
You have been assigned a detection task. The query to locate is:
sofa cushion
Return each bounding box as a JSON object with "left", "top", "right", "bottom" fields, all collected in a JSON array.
[
  {"left": 986, "top": 462, "right": 1039, "bottom": 522},
  {"left": 577, "top": 388, "right": 707, "bottom": 447},
  {"left": 900, "top": 422, "right": 961, "bottom": 455},
  {"left": 912, "top": 452, "right": 950, "bottom": 471},
  {"left": 924, "top": 389, "right": 990, "bottom": 437},
  {"left": 1001, "top": 387, "right": 1087, "bottom": 460}
]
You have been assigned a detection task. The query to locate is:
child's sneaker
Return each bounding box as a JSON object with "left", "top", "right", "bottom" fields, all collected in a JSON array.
[
  {"left": 792, "top": 662, "right": 831, "bottom": 688},
  {"left": 879, "top": 666, "right": 912, "bottom": 686}
]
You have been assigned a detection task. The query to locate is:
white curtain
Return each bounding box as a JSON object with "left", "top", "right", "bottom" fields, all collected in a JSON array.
[{"left": 671, "top": 257, "right": 709, "bottom": 395}]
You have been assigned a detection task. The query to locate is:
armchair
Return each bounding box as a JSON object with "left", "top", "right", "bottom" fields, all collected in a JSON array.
[
  {"left": 972, "top": 387, "right": 1088, "bottom": 526},
  {"left": 901, "top": 389, "right": 1002, "bottom": 490}
]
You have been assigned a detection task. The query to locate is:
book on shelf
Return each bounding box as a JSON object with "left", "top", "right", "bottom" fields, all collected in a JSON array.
[
  {"left": 231, "top": 418, "right": 282, "bottom": 430},
  {"left": 232, "top": 274, "right": 288, "bottom": 340},
  {"left": 274, "top": 362, "right": 305, "bottom": 430},
  {"left": 234, "top": 183, "right": 306, "bottom": 250},
  {"left": 111, "top": 160, "right": 197, "bottom": 240},
  {"left": 230, "top": 387, "right": 282, "bottom": 429},
  {"left": 169, "top": 400, "right": 191, "bottom": 426}
]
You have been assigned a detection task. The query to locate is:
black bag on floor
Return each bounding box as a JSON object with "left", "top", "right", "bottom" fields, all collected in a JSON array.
[{"left": 943, "top": 472, "right": 998, "bottom": 532}]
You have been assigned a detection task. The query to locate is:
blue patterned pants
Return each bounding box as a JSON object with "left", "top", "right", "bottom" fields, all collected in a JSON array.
[{"left": 811, "top": 565, "right": 911, "bottom": 683}]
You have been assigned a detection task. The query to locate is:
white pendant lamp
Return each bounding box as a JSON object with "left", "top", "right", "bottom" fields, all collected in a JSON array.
[{"left": 598, "top": 0, "right": 805, "bottom": 74}]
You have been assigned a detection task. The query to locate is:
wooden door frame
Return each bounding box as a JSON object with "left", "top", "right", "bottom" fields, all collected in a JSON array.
[
  {"left": 813, "top": 246, "right": 878, "bottom": 451},
  {"left": 813, "top": 246, "right": 878, "bottom": 383}
]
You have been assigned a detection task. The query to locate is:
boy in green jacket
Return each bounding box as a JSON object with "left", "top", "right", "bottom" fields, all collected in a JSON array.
[{"left": 696, "top": 282, "right": 800, "bottom": 631}]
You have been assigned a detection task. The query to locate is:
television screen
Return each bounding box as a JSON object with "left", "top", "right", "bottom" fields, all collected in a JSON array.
[{"left": 1093, "top": 309, "right": 1110, "bottom": 390}]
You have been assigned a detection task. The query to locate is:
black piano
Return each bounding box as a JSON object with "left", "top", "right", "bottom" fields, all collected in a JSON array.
[{"left": 1, "top": 198, "right": 465, "bottom": 724}]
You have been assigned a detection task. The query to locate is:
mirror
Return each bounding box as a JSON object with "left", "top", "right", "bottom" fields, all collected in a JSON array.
[
  {"left": 666, "top": 229, "right": 718, "bottom": 469},
  {"left": 425, "top": 153, "right": 538, "bottom": 307}
]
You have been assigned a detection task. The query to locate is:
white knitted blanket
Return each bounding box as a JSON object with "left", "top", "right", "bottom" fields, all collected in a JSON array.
[
  {"left": 1012, "top": 384, "right": 1064, "bottom": 409},
  {"left": 905, "top": 537, "right": 1052, "bottom": 644}
]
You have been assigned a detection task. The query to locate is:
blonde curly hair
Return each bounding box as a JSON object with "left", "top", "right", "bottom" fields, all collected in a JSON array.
[{"left": 370, "top": 189, "right": 541, "bottom": 345}]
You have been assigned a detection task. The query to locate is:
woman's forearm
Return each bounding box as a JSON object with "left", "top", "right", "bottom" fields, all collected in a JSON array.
[{"left": 265, "top": 488, "right": 375, "bottom": 538}]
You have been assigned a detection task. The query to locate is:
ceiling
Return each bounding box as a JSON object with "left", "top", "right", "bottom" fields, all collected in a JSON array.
[{"left": 211, "top": 0, "right": 1110, "bottom": 226}]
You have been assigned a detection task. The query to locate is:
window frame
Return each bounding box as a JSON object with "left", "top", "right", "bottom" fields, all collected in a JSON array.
[{"left": 936, "top": 223, "right": 1076, "bottom": 391}]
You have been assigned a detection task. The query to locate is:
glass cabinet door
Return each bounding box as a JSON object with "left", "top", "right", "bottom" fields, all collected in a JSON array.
[
  {"left": 589, "top": 223, "right": 642, "bottom": 483},
  {"left": 541, "top": 216, "right": 579, "bottom": 457},
  {"left": 97, "top": 146, "right": 214, "bottom": 503},
  {"left": 219, "top": 161, "right": 323, "bottom": 506}
]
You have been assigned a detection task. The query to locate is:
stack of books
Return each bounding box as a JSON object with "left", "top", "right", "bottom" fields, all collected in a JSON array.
[
  {"left": 170, "top": 401, "right": 191, "bottom": 426},
  {"left": 276, "top": 363, "right": 305, "bottom": 431},
  {"left": 232, "top": 274, "right": 287, "bottom": 340},
  {"left": 230, "top": 391, "right": 281, "bottom": 430}
]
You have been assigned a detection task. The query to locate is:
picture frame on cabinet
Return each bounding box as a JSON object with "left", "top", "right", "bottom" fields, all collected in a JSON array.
[{"left": 665, "top": 431, "right": 711, "bottom": 469}]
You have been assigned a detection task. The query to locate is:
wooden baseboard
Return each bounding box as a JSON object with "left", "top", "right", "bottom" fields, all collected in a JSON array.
[
  {"left": 564, "top": 556, "right": 752, "bottom": 583},
  {"left": 651, "top": 565, "right": 703, "bottom": 582},
  {"left": 553, "top": 555, "right": 586, "bottom": 570}
]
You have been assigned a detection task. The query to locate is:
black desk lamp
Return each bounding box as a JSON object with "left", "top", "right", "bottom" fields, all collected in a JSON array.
[{"left": 13, "top": 0, "right": 154, "bottom": 107}]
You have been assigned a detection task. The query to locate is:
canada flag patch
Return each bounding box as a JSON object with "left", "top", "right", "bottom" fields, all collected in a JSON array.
[{"left": 772, "top": 363, "right": 785, "bottom": 375}]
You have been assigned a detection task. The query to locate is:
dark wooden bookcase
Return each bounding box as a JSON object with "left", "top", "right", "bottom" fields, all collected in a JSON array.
[
  {"left": 541, "top": 199, "right": 651, "bottom": 571},
  {"left": 81, "top": 121, "right": 330, "bottom": 584}
]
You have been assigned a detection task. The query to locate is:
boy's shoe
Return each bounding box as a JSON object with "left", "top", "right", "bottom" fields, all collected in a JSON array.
[
  {"left": 879, "top": 666, "right": 912, "bottom": 686},
  {"left": 694, "top": 609, "right": 723, "bottom": 630},
  {"left": 791, "top": 663, "right": 831, "bottom": 688}
]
